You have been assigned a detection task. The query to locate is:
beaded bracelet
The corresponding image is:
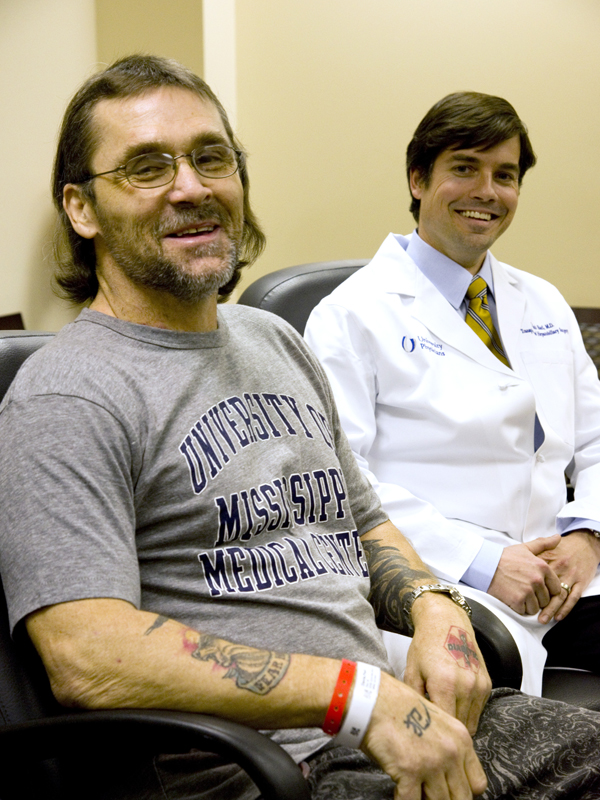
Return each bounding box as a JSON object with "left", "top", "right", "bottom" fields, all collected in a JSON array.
[{"left": 322, "top": 659, "right": 356, "bottom": 736}]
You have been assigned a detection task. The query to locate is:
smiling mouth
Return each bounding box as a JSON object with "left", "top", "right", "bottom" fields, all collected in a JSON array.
[
  {"left": 167, "top": 224, "right": 219, "bottom": 238},
  {"left": 458, "top": 210, "right": 497, "bottom": 222}
]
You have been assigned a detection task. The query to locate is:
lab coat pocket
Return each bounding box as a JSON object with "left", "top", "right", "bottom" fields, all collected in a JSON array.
[{"left": 520, "top": 349, "right": 574, "bottom": 446}]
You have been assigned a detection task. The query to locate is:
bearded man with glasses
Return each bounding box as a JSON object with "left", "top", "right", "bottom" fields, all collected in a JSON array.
[{"left": 2, "top": 55, "right": 600, "bottom": 800}]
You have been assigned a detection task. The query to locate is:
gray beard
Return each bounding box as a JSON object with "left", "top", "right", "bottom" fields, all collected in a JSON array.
[
  {"left": 96, "top": 206, "right": 240, "bottom": 304},
  {"left": 110, "top": 240, "right": 238, "bottom": 304}
]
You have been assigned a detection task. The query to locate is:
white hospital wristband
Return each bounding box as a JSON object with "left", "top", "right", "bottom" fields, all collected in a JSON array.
[{"left": 334, "top": 662, "right": 381, "bottom": 748}]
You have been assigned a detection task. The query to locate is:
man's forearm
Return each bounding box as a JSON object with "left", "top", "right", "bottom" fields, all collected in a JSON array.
[
  {"left": 26, "top": 597, "right": 338, "bottom": 730},
  {"left": 362, "top": 520, "right": 436, "bottom": 634},
  {"left": 362, "top": 521, "right": 491, "bottom": 736}
]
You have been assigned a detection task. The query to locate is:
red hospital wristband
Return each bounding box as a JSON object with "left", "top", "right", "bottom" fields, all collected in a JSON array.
[{"left": 323, "top": 659, "right": 357, "bottom": 736}]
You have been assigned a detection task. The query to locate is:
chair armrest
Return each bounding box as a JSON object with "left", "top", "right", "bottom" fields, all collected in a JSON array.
[
  {"left": 468, "top": 598, "right": 523, "bottom": 689},
  {"left": 0, "top": 708, "right": 311, "bottom": 800},
  {"left": 542, "top": 667, "right": 600, "bottom": 711}
]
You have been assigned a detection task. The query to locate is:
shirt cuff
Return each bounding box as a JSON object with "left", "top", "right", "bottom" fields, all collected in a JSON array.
[
  {"left": 460, "top": 541, "right": 504, "bottom": 592},
  {"left": 559, "top": 517, "right": 600, "bottom": 535}
]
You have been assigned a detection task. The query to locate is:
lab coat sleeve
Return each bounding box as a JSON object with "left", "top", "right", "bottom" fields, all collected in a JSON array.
[{"left": 305, "top": 300, "right": 495, "bottom": 585}]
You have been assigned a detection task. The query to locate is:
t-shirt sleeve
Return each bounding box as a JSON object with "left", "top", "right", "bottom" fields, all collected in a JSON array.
[{"left": 0, "top": 394, "right": 141, "bottom": 632}]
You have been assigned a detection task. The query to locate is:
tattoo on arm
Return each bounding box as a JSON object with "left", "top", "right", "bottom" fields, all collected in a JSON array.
[
  {"left": 184, "top": 632, "right": 290, "bottom": 695},
  {"left": 143, "top": 617, "right": 290, "bottom": 695},
  {"left": 404, "top": 701, "right": 432, "bottom": 737},
  {"left": 362, "top": 538, "right": 433, "bottom": 634},
  {"left": 144, "top": 615, "right": 169, "bottom": 636}
]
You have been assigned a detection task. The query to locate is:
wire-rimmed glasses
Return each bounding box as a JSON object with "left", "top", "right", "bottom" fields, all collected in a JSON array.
[{"left": 80, "top": 144, "right": 242, "bottom": 189}]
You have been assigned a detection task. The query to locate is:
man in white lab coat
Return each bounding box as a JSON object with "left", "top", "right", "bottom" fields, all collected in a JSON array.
[{"left": 305, "top": 91, "right": 600, "bottom": 695}]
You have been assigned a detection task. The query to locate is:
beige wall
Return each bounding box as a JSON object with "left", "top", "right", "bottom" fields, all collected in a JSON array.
[
  {"left": 96, "top": 0, "right": 203, "bottom": 77},
  {"left": 2, "top": 0, "right": 600, "bottom": 330},
  {"left": 0, "top": 0, "right": 96, "bottom": 330},
  {"left": 234, "top": 0, "right": 600, "bottom": 307}
]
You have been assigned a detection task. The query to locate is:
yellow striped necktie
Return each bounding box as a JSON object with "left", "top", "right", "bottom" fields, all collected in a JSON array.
[{"left": 466, "top": 276, "right": 510, "bottom": 367}]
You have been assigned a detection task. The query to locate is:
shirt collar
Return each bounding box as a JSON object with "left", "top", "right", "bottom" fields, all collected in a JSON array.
[{"left": 405, "top": 230, "right": 495, "bottom": 309}]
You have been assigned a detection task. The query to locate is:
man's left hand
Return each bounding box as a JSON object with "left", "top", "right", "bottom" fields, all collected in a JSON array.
[
  {"left": 537, "top": 531, "right": 600, "bottom": 623},
  {"left": 404, "top": 592, "right": 492, "bottom": 736}
]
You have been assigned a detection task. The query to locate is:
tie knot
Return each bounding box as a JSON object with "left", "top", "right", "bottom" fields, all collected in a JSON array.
[{"left": 467, "top": 276, "right": 487, "bottom": 301}]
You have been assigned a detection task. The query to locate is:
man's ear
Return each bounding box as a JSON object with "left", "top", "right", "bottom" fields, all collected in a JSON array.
[
  {"left": 409, "top": 168, "right": 426, "bottom": 200},
  {"left": 63, "top": 184, "right": 100, "bottom": 240}
]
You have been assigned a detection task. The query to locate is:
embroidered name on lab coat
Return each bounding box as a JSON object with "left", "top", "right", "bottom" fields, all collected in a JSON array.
[{"left": 520, "top": 323, "right": 569, "bottom": 337}]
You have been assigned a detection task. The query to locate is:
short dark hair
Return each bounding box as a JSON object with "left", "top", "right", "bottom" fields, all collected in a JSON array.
[
  {"left": 406, "top": 91, "right": 537, "bottom": 222},
  {"left": 52, "top": 54, "right": 265, "bottom": 303}
]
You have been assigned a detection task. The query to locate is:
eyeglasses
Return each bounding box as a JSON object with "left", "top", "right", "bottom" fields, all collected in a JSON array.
[{"left": 80, "top": 144, "right": 243, "bottom": 189}]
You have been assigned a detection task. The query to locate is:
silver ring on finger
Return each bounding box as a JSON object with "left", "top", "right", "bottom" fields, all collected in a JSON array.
[{"left": 561, "top": 582, "right": 571, "bottom": 595}]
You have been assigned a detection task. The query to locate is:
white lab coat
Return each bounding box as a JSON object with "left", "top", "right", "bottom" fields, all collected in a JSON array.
[{"left": 305, "top": 233, "right": 600, "bottom": 694}]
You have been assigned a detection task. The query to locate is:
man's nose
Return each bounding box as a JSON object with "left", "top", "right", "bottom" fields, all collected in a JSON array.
[
  {"left": 470, "top": 170, "right": 497, "bottom": 201},
  {"left": 167, "top": 157, "right": 213, "bottom": 204}
]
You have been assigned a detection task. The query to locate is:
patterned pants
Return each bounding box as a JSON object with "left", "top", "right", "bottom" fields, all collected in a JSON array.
[{"left": 305, "top": 688, "right": 600, "bottom": 799}]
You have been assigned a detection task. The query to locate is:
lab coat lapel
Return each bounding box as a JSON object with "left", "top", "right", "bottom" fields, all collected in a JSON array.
[
  {"left": 374, "top": 235, "right": 514, "bottom": 373},
  {"left": 491, "top": 256, "right": 527, "bottom": 373},
  {"left": 410, "top": 267, "right": 514, "bottom": 373}
]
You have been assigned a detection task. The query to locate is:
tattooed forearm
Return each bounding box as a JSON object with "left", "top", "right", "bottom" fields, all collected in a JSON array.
[
  {"left": 404, "top": 701, "right": 432, "bottom": 737},
  {"left": 363, "top": 538, "right": 433, "bottom": 634},
  {"left": 144, "top": 615, "right": 169, "bottom": 636},
  {"left": 184, "top": 632, "right": 290, "bottom": 695}
]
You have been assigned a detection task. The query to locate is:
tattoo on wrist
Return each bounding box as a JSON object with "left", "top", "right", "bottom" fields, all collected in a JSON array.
[
  {"left": 445, "top": 626, "right": 480, "bottom": 672},
  {"left": 362, "top": 538, "right": 433, "bottom": 634},
  {"left": 404, "top": 701, "right": 431, "bottom": 737},
  {"left": 184, "top": 632, "right": 290, "bottom": 695},
  {"left": 144, "top": 615, "right": 169, "bottom": 636}
]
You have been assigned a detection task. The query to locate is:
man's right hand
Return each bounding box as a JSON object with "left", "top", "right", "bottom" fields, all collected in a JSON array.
[
  {"left": 362, "top": 671, "right": 487, "bottom": 800},
  {"left": 488, "top": 535, "right": 564, "bottom": 617}
]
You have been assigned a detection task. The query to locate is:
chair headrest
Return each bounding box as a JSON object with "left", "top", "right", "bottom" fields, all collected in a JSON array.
[{"left": 238, "top": 260, "right": 368, "bottom": 334}]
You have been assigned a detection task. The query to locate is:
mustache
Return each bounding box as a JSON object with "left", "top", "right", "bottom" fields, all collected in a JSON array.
[{"left": 154, "top": 203, "right": 232, "bottom": 237}]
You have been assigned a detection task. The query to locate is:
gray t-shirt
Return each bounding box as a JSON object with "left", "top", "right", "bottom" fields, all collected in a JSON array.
[{"left": 0, "top": 306, "right": 389, "bottom": 794}]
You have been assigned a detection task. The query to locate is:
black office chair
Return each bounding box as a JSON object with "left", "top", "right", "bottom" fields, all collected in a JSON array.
[
  {"left": 238, "top": 260, "right": 369, "bottom": 335},
  {"left": 0, "top": 331, "right": 311, "bottom": 800},
  {"left": 239, "top": 261, "right": 600, "bottom": 712}
]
